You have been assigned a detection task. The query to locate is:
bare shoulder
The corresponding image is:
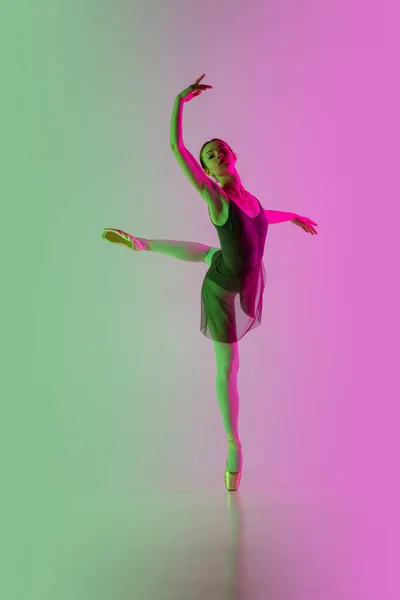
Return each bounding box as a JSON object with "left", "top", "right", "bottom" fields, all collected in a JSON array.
[
  {"left": 207, "top": 179, "right": 228, "bottom": 202},
  {"left": 204, "top": 180, "right": 229, "bottom": 208},
  {"left": 203, "top": 180, "right": 229, "bottom": 225}
]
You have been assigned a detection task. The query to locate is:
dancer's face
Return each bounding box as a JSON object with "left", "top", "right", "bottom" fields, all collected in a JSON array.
[{"left": 202, "top": 141, "right": 236, "bottom": 180}]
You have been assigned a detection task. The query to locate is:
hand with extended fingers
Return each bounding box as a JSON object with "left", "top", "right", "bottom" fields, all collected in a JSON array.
[
  {"left": 178, "top": 74, "right": 213, "bottom": 103},
  {"left": 291, "top": 215, "right": 318, "bottom": 235}
]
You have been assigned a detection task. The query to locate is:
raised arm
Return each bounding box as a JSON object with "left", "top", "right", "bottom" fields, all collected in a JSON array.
[
  {"left": 170, "top": 95, "right": 205, "bottom": 175},
  {"left": 169, "top": 76, "right": 224, "bottom": 211},
  {"left": 170, "top": 96, "right": 212, "bottom": 196},
  {"left": 170, "top": 95, "right": 185, "bottom": 149},
  {"left": 170, "top": 74, "right": 212, "bottom": 148}
]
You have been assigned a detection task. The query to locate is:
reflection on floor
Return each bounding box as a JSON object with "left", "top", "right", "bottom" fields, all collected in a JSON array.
[{"left": 55, "top": 486, "right": 371, "bottom": 599}]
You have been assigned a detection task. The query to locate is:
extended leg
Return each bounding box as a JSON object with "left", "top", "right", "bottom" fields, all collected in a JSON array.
[
  {"left": 147, "top": 239, "right": 213, "bottom": 263},
  {"left": 103, "top": 228, "right": 218, "bottom": 264}
]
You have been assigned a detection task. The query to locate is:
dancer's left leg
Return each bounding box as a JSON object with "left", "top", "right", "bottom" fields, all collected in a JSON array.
[{"left": 212, "top": 340, "right": 243, "bottom": 473}]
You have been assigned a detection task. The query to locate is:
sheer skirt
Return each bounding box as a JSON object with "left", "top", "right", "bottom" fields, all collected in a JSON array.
[{"left": 200, "top": 250, "right": 266, "bottom": 343}]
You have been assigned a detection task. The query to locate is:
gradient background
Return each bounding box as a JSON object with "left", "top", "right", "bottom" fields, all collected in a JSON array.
[{"left": 2, "top": 0, "right": 398, "bottom": 598}]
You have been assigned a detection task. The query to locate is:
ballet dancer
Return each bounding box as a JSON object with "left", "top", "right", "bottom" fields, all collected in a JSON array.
[{"left": 102, "top": 74, "right": 318, "bottom": 491}]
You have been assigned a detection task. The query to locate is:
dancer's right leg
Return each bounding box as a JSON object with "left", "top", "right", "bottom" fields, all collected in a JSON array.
[
  {"left": 147, "top": 239, "right": 213, "bottom": 263},
  {"left": 102, "top": 227, "right": 216, "bottom": 263}
]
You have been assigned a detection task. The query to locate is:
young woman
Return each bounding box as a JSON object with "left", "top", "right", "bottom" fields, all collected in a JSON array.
[{"left": 102, "top": 75, "right": 318, "bottom": 491}]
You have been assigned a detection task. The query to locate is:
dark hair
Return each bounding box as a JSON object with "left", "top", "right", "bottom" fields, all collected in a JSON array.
[{"left": 199, "top": 138, "right": 236, "bottom": 180}]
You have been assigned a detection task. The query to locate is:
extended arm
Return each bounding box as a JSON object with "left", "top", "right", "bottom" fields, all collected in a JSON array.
[
  {"left": 265, "top": 210, "right": 297, "bottom": 224},
  {"left": 266, "top": 210, "right": 319, "bottom": 235}
]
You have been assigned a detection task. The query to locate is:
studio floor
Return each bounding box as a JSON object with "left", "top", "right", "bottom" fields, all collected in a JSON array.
[{"left": 45, "top": 484, "right": 376, "bottom": 600}]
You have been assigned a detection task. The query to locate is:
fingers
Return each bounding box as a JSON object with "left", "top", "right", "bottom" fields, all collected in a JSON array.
[
  {"left": 303, "top": 225, "right": 317, "bottom": 235},
  {"left": 191, "top": 85, "right": 212, "bottom": 98},
  {"left": 304, "top": 219, "right": 319, "bottom": 233},
  {"left": 194, "top": 74, "right": 212, "bottom": 89}
]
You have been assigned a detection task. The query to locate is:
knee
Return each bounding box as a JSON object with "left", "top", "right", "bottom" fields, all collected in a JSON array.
[
  {"left": 216, "top": 360, "right": 239, "bottom": 377},
  {"left": 213, "top": 340, "right": 239, "bottom": 376}
]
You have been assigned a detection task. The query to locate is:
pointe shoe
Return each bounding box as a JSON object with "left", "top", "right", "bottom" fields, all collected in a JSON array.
[
  {"left": 225, "top": 434, "right": 242, "bottom": 491},
  {"left": 225, "top": 460, "right": 242, "bottom": 492},
  {"left": 101, "top": 228, "right": 148, "bottom": 251}
]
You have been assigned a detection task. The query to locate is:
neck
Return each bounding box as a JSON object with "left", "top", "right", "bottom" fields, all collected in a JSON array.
[
  {"left": 224, "top": 185, "right": 247, "bottom": 197},
  {"left": 220, "top": 174, "right": 246, "bottom": 196}
]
